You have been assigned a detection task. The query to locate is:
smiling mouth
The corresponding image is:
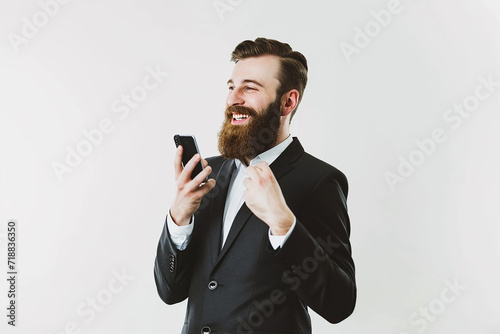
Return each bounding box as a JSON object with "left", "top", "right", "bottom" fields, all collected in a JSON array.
[{"left": 231, "top": 113, "right": 251, "bottom": 125}]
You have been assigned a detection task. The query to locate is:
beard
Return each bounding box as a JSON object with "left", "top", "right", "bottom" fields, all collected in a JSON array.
[{"left": 218, "top": 97, "right": 282, "bottom": 164}]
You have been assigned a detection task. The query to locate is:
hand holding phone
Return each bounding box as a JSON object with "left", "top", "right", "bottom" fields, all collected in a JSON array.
[
  {"left": 170, "top": 135, "right": 215, "bottom": 226},
  {"left": 174, "top": 135, "right": 208, "bottom": 182}
]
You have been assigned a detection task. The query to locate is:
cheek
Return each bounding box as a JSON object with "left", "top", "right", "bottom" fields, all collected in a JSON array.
[{"left": 249, "top": 98, "right": 269, "bottom": 112}]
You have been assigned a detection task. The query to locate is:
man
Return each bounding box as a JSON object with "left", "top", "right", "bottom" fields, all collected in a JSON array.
[{"left": 154, "top": 37, "right": 356, "bottom": 334}]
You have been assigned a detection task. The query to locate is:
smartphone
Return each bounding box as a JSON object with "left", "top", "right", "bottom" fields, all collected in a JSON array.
[{"left": 174, "top": 135, "right": 207, "bottom": 182}]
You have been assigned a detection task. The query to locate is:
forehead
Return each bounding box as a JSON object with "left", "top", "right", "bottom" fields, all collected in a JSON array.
[{"left": 230, "top": 55, "right": 281, "bottom": 89}]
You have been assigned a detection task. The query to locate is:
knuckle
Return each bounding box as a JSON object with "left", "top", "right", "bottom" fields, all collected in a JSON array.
[{"left": 191, "top": 194, "right": 202, "bottom": 204}]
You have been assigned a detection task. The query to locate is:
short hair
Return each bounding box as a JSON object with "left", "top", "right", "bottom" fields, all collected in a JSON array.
[{"left": 230, "top": 37, "right": 308, "bottom": 120}]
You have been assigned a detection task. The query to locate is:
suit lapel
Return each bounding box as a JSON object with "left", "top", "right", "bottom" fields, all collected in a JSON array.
[
  {"left": 268, "top": 137, "right": 303, "bottom": 180},
  {"left": 208, "top": 159, "right": 236, "bottom": 266},
  {"left": 215, "top": 202, "right": 253, "bottom": 267},
  {"left": 211, "top": 137, "right": 305, "bottom": 271}
]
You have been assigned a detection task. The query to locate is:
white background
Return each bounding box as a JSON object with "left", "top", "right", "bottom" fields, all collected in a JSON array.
[{"left": 1, "top": 0, "right": 499, "bottom": 333}]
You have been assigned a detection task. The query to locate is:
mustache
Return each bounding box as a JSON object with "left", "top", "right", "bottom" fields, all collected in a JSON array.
[{"left": 225, "top": 105, "right": 258, "bottom": 119}]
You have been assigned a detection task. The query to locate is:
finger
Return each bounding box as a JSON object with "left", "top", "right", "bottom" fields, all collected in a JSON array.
[
  {"left": 255, "top": 161, "right": 271, "bottom": 173},
  {"left": 242, "top": 176, "right": 252, "bottom": 189},
  {"left": 245, "top": 165, "right": 260, "bottom": 179},
  {"left": 191, "top": 165, "right": 212, "bottom": 187},
  {"left": 196, "top": 178, "right": 216, "bottom": 197},
  {"left": 254, "top": 161, "right": 275, "bottom": 180},
  {"left": 255, "top": 161, "right": 269, "bottom": 169},
  {"left": 178, "top": 153, "right": 201, "bottom": 184},
  {"left": 201, "top": 158, "right": 209, "bottom": 168},
  {"left": 242, "top": 188, "right": 253, "bottom": 205},
  {"left": 173, "top": 145, "right": 184, "bottom": 179}
]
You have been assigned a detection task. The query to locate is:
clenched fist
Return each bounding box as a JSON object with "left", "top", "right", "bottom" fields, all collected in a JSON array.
[{"left": 243, "top": 161, "right": 294, "bottom": 236}]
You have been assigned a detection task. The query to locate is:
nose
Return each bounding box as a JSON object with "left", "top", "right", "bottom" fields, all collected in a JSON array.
[{"left": 227, "top": 89, "right": 244, "bottom": 106}]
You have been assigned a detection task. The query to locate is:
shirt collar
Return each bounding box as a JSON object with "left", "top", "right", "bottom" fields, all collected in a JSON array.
[{"left": 234, "top": 135, "right": 293, "bottom": 169}]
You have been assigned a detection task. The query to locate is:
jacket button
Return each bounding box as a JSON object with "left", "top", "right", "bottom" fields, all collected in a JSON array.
[
  {"left": 208, "top": 280, "right": 218, "bottom": 290},
  {"left": 201, "top": 326, "right": 211, "bottom": 333}
]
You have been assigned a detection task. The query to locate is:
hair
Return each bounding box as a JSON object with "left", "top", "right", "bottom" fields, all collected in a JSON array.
[{"left": 230, "top": 37, "right": 308, "bottom": 121}]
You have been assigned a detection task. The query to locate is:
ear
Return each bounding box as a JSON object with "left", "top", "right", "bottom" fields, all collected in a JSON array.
[{"left": 280, "top": 89, "right": 299, "bottom": 117}]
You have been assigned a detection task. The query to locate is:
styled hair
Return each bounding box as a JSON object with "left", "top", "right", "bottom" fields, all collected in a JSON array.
[{"left": 230, "top": 37, "right": 308, "bottom": 120}]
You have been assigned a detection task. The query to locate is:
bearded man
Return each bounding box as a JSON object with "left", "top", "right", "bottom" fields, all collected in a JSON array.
[{"left": 154, "top": 37, "right": 356, "bottom": 334}]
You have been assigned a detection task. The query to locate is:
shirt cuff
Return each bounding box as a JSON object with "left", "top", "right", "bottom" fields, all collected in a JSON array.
[
  {"left": 268, "top": 216, "right": 296, "bottom": 250},
  {"left": 166, "top": 211, "right": 194, "bottom": 251}
]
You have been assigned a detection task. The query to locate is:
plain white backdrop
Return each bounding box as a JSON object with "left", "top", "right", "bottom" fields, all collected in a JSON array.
[{"left": 1, "top": 0, "right": 499, "bottom": 333}]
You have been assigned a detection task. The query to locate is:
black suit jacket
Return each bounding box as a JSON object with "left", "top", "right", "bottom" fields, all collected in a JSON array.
[{"left": 154, "top": 137, "right": 356, "bottom": 334}]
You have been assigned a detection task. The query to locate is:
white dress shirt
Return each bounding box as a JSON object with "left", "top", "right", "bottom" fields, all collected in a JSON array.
[{"left": 167, "top": 135, "right": 296, "bottom": 251}]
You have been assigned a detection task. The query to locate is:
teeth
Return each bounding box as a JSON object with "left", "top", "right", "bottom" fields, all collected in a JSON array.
[{"left": 233, "top": 113, "right": 249, "bottom": 121}]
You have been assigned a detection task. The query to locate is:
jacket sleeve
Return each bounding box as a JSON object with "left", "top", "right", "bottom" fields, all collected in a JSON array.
[
  {"left": 275, "top": 170, "right": 356, "bottom": 323},
  {"left": 153, "top": 156, "right": 222, "bottom": 305},
  {"left": 154, "top": 215, "right": 195, "bottom": 304}
]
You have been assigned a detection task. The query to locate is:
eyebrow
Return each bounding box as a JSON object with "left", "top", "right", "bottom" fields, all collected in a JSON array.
[{"left": 226, "top": 79, "right": 264, "bottom": 88}]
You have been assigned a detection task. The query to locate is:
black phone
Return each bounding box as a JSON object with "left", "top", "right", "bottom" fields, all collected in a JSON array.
[{"left": 174, "top": 135, "right": 207, "bottom": 182}]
